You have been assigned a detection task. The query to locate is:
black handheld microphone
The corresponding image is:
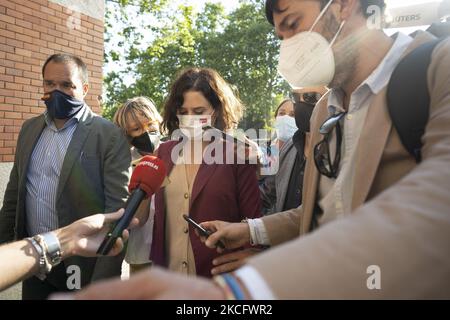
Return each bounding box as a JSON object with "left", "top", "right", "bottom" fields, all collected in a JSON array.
[
  {"left": 96, "top": 156, "right": 166, "bottom": 255},
  {"left": 97, "top": 188, "right": 146, "bottom": 255}
]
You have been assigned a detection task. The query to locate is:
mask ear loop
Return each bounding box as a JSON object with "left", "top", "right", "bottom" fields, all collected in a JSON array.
[
  {"left": 328, "top": 20, "right": 346, "bottom": 47},
  {"left": 308, "top": 0, "right": 346, "bottom": 48},
  {"left": 309, "top": 0, "right": 335, "bottom": 32}
]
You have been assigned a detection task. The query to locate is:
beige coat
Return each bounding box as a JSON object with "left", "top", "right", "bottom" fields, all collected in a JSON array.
[{"left": 247, "top": 32, "right": 450, "bottom": 299}]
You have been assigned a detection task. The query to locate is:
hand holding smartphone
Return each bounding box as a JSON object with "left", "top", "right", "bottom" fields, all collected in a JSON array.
[{"left": 183, "top": 214, "right": 225, "bottom": 249}]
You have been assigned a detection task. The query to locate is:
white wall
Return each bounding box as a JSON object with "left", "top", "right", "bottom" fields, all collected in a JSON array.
[
  {"left": 48, "top": 0, "right": 104, "bottom": 21},
  {"left": 0, "top": 163, "right": 13, "bottom": 209}
]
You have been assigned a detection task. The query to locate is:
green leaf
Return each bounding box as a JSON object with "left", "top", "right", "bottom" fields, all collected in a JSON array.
[{"left": 103, "top": 0, "right": 290, "bottom": 129}]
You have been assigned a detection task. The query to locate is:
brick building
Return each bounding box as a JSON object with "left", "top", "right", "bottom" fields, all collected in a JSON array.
[
  {"left": 0, "top": 0, "right": 104, "bottom": 160},
  {"left": 0, "top": 0, "right": 104, "bottom": 200}
]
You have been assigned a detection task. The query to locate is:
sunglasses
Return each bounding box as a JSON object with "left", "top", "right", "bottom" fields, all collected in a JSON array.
[
  {"left": 293, "top": 92, "right": 323, "bottom": 105},
  {"left": 314, "top": 112, "right": 346, "bottom": 179}
]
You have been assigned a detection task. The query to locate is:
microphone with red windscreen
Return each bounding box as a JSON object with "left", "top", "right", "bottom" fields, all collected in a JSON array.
[{"left": 97, "top": 155, "right": 166, "bottom": 255}]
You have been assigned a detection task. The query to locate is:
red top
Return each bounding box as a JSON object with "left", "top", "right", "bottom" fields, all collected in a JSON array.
[{"left": 150, "top": 140, "right": 262, "bottom": 278}]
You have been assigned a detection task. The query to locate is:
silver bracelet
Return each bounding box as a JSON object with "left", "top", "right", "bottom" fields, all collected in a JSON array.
[
  {"left": 27, "top": 232, "right": 62, "bottom": 281},
  {"left": 241, "top": 218, "right": 257, "bottom": 246}
]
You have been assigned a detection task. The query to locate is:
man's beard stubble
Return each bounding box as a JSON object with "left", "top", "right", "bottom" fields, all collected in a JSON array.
[{"left": 319, "top": 11, "right": 359, "bottom": 90}]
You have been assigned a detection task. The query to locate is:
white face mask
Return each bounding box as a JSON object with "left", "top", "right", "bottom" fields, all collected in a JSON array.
[
  {"left": 275, "top": 115, "right": 297, "bottom": 142},
  {"left": 177, "top": 115, "right": 212, "bottom": 139},
  {"left": 277, "top": 0, "right": 346, "bottom": 89}
]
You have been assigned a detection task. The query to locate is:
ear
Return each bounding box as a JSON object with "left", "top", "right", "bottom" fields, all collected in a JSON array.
[
  {"left": 82, "top": 83, "right": 89, "bottom": 98},
  {"left": 334, "top": 0, "right": 359, "bottom": 21}
]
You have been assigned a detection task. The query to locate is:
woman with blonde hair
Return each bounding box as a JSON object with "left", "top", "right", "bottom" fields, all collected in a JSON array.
[{"left": 113, "top": 96, "right": 163, "bottom": 157}]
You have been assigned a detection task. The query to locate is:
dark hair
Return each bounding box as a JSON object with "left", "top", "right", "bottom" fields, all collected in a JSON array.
[
  {"left": 42, "top": 53, "right": 89, "bottom": 83},
  {"left": 265, "top": 0, "right": 386, "bottom": 25},
  {"left": 162, "top": 68, "right": 244, "bottom": 135}
]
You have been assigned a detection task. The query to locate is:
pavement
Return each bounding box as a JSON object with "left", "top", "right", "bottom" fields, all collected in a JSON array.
[
  {"left": 0, "top": 283, "right": 21, "bottom": 300},
  {"left": 0, "top": 261, "right": 130, "bottom": 300}
]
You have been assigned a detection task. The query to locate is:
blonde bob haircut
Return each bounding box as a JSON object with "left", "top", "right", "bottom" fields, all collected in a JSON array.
[{"left": 113, "top": 96, "right": 163, "bottom": 135}]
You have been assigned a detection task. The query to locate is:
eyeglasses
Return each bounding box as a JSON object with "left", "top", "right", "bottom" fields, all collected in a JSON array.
[
  {"left": 293, "top": 92, "right": 323, "bottom": 105},
  {"left": 314, "top": 112, "right": 346, "bottom": 179}
]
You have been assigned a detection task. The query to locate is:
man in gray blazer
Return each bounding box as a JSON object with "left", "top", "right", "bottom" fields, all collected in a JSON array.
[{"left": 0, "top": 53, "right": 131, "bottom": 299}]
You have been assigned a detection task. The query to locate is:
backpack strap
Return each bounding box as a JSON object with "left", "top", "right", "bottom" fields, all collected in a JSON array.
[{"left": 386, "top": 38, "right": 442, "bottom": 163}]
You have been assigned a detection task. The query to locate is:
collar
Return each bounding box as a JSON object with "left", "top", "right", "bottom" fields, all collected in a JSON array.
[
  {"left": 327, "top": 32, "right": 413, "bottom": 114},
  {"left": 364, "top": 32, "right": 413, "bottom": 94}
]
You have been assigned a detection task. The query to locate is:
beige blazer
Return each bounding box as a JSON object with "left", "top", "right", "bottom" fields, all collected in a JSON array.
[{"left": 248, "top": 32, "right": 450, "bottom": 299}]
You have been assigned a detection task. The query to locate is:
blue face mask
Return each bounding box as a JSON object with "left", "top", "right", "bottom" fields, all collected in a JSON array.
[{"left": 44, "top": 90, "right": 84, "bottom": 119}]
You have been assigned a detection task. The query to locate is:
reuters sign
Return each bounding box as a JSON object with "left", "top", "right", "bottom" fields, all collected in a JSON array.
[{"left": 385, "top": 0, "right": 450, "bottom": 28}]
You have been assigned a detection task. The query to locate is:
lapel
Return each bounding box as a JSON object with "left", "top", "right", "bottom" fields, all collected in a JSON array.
[
  {"left": 301, "top": 97, "right": 331, "bottom": 234},
  {"left": 351, "top": 88, "right": 392, "bottom": 210},
  {"left": 162, "top": 139, "right": 218, "bottom": 209},
  {"left": 164, "top": 143, "right": 177, "bottom": 175},
  {"left": 19, "top": 116, "right": 46, "bottom": 184},
  {"left": 18, "top": 116, "right": 46, "bottom": 218},
  {"left": 14, "top": 116, "right": 46, "bottom": 238},
  {"left": 300, "top": 91, "right": 390, "bottom": 231},
  {"left": 190, "top": 156, "right": 218, "bottom": 207},
  {"left": 276, "top": 140, "right": 297, "bottom": 210},
  {"left": 351, "top": 32, "right": 436, "bottom": 209},
  {"left": 55, "top": 107, "right": 94, "bottom": 203}
]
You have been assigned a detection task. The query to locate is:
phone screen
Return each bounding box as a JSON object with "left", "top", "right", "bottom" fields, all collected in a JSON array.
[{"left": 183, "top": 214, "right": 211, "bottom": 237}]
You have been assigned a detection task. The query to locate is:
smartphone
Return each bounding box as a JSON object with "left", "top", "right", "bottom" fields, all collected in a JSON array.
[{"left": 182, "top": 214, "right": 225, "bottom": 249}]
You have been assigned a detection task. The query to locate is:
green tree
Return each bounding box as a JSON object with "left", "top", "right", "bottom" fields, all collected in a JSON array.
[
  {"left": 103, "top": 0, "right": 290, "bottom": 130},
  {"left": 199, "top": 1, "right": 289, "bottom": 129}
]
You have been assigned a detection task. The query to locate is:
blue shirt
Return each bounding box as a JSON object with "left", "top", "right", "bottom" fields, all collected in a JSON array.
[{"left": 25, "top": 106, "right": 86, "bottom": 236}]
